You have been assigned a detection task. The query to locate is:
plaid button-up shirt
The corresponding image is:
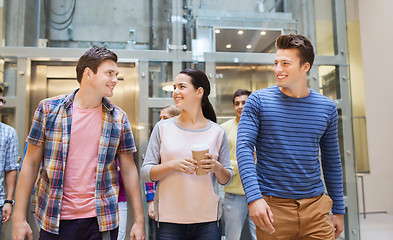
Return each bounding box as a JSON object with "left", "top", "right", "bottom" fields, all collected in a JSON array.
[
  {"left": 0, "top": 123, "right": 19, "bottom": 206},
  {"left": 27, "top": 89, "right": 136, "bottom": 234},
  {"left": 144, "top": 182, "right": 156, "bottom": 202}
]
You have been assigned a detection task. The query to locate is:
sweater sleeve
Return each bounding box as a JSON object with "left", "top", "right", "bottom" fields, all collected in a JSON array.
[
  {"left": 320, "top": 104, "right": 346, "bottom": 215},
  {"left": 140, "top": 123, "right": 162, "bottom": 183},
  {"left": 236, "top": 93, "right": 263, "bottom": 204},
  {"left": 217, "top": 131, "right": 233, "bottom": 186}
]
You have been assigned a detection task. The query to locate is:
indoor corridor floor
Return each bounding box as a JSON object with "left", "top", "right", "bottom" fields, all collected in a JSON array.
[{"left": 359, "top": 213, "right": 393, "bottom": 240}]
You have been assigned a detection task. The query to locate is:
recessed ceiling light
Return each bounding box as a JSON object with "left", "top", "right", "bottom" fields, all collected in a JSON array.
[
  {"left": 215, "top": 29, "right": 221, "bottom": 34},
  {"left": 246, "top": 44, "right": 252, "bottom": 49},
  {"left": 260, "top": 31, "right": 267, "bottom": 35},
  {"left": 238, "top": 30, "right": 244, "bottom": 35},
  {"left": 226, "top": 44, "right": 232, "bottom": 49},
  {"left": 162, "top": 84, "right": 174, "bottom": 92}
]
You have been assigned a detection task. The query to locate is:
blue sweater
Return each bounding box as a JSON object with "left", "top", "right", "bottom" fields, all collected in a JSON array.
[{"left": 236, "top": 86, "right": 345, "bottom": 215}]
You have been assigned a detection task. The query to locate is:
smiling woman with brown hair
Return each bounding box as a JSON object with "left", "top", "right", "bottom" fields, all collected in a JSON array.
[{"left": 141, "top": 68, "right": 233, "bottom": 240}]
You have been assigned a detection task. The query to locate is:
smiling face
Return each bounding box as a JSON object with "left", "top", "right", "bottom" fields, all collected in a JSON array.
[
  {"left": 234, "top": 95, "right": 248, "bottom": 120},
  {"left": 274, "top": 48, "right": 310, "bottom": 90},
  {"left": 172, "top": 73, "right": 203, "bottom": 111},
  {"left": 86, "top": 59, "right": 119, "bottom": 98}
]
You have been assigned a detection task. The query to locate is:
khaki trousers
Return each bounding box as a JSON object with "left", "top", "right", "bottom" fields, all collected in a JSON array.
[{"left": 256, "top": 194, "right": 334, "bottom": 240}]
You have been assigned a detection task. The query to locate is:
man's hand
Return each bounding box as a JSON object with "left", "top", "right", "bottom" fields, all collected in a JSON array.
[
  {"left": 248, "top": 198, "right": 275, "bottom": 234},
  {"left": 331, "top": 214, "right": 344, "bottom": 239},
  {"left": 12, "top": 220, "right": 34, "bottom": 240},
  {"left": 2, "top": 203, "right": 12, "bottom": 223},
  {"left": 129, "top": 222, "right": 146, "bottom": 240}
]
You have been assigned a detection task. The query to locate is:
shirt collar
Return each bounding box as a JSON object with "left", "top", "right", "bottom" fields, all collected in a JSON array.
[{"left": 63, "top": 88, "right": 114, "bottom": 112}]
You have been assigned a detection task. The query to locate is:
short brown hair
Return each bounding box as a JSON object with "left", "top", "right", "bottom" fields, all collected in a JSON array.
[
  {"left": 232, "top": 89, "right": 251, "bottom": 104},
  {"left": 275, "top": 34, "right": 315, "bottom": 71},
  {"left": 76, "top": 47, "right": 118, "bottom": 83}
]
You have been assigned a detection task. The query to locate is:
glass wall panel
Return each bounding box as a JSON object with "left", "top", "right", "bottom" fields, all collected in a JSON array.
[
  {"left": 0, "top": 60, "right": 17, "bottom": 127},
  {"left": 149, "top": 61, "right": 173, "bottom": 98},
  {"left": 2, "top": 62, "right": 17, "bottom": 97},
  {"left": 319, "top": 65, "right": 341, "bottom": 100},
  {"left": 346, "top": 0, "right": 369, "bottom": 174},
  {"left": 353, "top": 116, "right": 369, "bottom": 173},
  {"left": 185, "top": 1, "right": 341, "bottom": 56},
  {"left": 314, "top": 1, "right": 335, "bottom": 55},
  {"left": 215, "top": 64, "right": 275, "bottom": 124},
  {"left": 148, "top": 107, "right": 162, "bottom": 133},
  {"left": 37, "top": 0, "right": 172, "bottom": 49}
]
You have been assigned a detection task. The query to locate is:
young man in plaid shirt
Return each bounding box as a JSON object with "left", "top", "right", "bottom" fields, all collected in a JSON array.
[{"left": 13, "top": 47, "right": 146, "bottom": 240}]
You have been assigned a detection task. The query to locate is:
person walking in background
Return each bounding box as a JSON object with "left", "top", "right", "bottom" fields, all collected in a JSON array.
[
  {"left": 237, "top": 34, "right": 345, "bottom": 240},
  {"left": 221, "top": 89, "right": 256, "bottom": 240},
  {"left": 0, "top": 86, "right": 18, "bottom": 235},
  {"left": 144, "top": 105, "right": 181, "bottom": 220},
  {"left": 141, "top": 69, "right": 232, "bottom": 240},
  {"left": 12, "top": 47, "right": 145, "bottom": 240}
]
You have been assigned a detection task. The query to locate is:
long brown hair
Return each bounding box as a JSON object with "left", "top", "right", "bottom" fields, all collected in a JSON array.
[{"left": 179, "top": 69, "right": 217, "bottom": 123}]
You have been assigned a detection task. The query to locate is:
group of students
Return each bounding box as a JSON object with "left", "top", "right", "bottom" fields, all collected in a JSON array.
[{"left": 9, "top": 33, "right": 344, "bottom": 240}]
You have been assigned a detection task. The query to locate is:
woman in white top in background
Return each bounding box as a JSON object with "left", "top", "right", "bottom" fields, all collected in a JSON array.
[{"left": 141, "top": 68, "right": 232, "bottom": 240}]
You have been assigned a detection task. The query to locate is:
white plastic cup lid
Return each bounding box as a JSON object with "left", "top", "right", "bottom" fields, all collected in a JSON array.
[{"left": 191, "top": 144, "right": 209, "bottom": 151}]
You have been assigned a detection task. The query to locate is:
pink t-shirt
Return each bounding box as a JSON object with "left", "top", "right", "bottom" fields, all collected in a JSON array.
[{"left": 60, "top": 104, "right": 102, "bottom": 220}]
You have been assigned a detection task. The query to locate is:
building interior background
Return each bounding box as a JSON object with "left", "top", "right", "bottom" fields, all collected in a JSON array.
[{"left": 1, "top": 0, "right": 392, "bottom": 239}]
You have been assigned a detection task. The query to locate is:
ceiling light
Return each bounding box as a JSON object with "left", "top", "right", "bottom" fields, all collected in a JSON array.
[
  {"left": 215, "top": 29, "right": 221, "bottom": 34},
  {"left": 226, "top": 44, "right": 232, "bottom": 49},
  {"left": 162, "top": 83, "right": 174, "bottom": 92},
  {"left": 260, "top": 31, "right": 267, "bottom": 35},
  {"left": 246, "top": 44, "right": 252, "bottom": 49},
  {"left": 238, "top": 30, "right": 244, "bottom": 35}
]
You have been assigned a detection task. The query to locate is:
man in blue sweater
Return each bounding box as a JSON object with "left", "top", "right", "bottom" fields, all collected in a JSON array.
[{"left": 236, "top": 34, "right": 345, "bottom": 240}]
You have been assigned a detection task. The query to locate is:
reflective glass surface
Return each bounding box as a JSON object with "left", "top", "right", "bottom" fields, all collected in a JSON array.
[
  {"left": 149, "top": 62, "right": 173, "bottom": 98},
  {"left": 314, "top": 1, "right": 335, "bottom": 55},
  {"left": 43, "top": 0, "right": 173, "bottom": 50},
  {"left": 215, "top": 64, "right": 275, "bottom": 123},
  {"left": 319, "top": 65, "right": 341, "bottom": 100}
]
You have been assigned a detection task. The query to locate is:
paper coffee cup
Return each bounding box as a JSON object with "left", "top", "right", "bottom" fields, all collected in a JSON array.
[{"left": 191, "top": 144, "right": 209, "bottom": 176}]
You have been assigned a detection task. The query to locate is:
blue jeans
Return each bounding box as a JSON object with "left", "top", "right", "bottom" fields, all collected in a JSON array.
[
  {"left": 156, "top": 221, "right": 222, "bottom": 240},
  {"left": 223, "top": 192, "right": 256, "bottom": 240}
]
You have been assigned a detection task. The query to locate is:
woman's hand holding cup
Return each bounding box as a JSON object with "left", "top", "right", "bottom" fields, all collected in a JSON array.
[{"left": 172, "top": 158, "right": 197, "bottom": 174}]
